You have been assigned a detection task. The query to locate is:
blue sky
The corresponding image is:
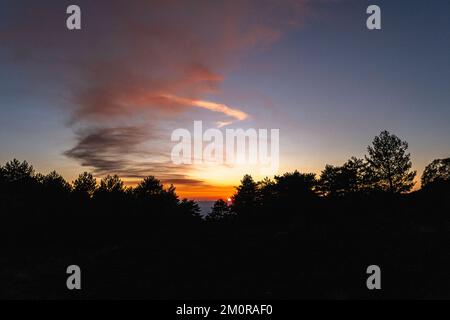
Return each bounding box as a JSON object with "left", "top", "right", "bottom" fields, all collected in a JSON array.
[{"left": 1, "top": 0, "right": 449, "bottom": 198}]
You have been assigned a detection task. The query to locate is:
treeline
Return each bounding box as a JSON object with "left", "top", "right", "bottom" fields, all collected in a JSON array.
[
  {"left": 206, "top": 130, "right": 450, "bottom": 223},
  {"left": 1, "top": 130, "right": 450, "bottom": 299},
  {"left": 1, "top": 129, "right": 448, "bottom": 247},
  {"left": 1, "top": 130, "right": 449, "bottom": 227},
  {"left": 0, "top": 161, "right": 202, "bottom": 220},
  {"left": 0, "top": 160, "right": 204, "bottom": 258}
]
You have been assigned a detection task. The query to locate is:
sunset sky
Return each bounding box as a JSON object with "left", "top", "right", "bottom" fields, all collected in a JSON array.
[{"left": 1, "top": 0, "right": 450, "bottom": 200}]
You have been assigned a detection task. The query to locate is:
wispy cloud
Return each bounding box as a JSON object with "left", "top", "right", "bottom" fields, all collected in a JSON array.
[
  {"left": 216, "top": 121, "right": 234, "bottom": 128},
  {"left": 160, "top": 94, "right": 248, "bottom": 122}
]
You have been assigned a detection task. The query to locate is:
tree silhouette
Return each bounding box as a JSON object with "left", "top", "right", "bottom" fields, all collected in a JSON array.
[
  {"left": 1, "top": 159, "right": 35, "bottom": 183},
  {"left": 73, "top": 172, "right": 97, "bottom": 198},
  {"left": 39, "top": 171, "right": 72, "bottom": 194},
  {"left": 97, "top": 174, "right": 124, "bottom": 194},
  {"left": 134, "top": 176, "right": 164, "bottom": 197},
  {"left": 421, "top": 158, "right": 450, "bottom": 188},
  {"left": 162, "top": 184, "right": 179, "bottom": 205},
  {"left": 343, "top": 157, "right": 376, "bottom": 192},
  {"left": 270, "top": 171, "right": 317, "bottom": 223},
  {"left": 257, "top": 177, "right": 276, "bottom": 208},
  {"left": 133, "top": 177, "right": 180, "bottom": 218},
  {"left": 273, "top": 171, "right": 317, "bottom": 198},
  {"left": 206, "top": 199, "right": 231, "bottom": 222},
  {"left": 319, "top": 157, "right": 376, "bottom": 196},
  {"left": 366, "top": 131, "right": 416, "bottom": 193},
  {"left": 0, "top": 159, "right": 39, "bottom": 206},
  {"left": 231, "top": 174, "right": 259, "bottom": 217},
  {"left": 318, "top": 165, "right": 344, "bottom": 196},
  {"left": 179, "top": 198, "right": 201, "bottom": 220}
]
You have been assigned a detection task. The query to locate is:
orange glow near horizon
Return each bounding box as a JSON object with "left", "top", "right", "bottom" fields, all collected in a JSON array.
[
  {"left": 174, "top": 185, "right": 235, "bottom": 201},
  {"left": 120, "top": 177, "right": 235, "bottom": 201}
]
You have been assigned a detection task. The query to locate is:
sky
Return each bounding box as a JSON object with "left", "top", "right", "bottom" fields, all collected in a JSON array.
[{"left": 1, "top": 0, "right": 449, "bottom": 200}]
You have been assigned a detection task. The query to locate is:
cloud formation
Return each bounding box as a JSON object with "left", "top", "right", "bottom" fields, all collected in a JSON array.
[
  {"left": 160, "top": 94, "right": 248, "bottom": 121},
  {"left": 1, "top": 0, "right": 312, "bottom": 192}
]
